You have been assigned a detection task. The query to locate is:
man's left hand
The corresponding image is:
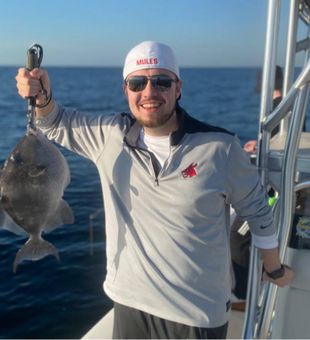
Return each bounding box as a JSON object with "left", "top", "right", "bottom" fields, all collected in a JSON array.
[{"left": 263, "top": 264, "right": 294, "bottom": 287}]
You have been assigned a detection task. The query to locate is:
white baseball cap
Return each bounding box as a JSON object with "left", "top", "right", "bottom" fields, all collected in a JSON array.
[{"left": 123, "top": 41, "right": 180, "bottom": 79}]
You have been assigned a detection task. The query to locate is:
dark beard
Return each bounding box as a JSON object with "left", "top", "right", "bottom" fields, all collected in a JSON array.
[{"left": 136, "top": 105, "right": 176, "bottom": 128}]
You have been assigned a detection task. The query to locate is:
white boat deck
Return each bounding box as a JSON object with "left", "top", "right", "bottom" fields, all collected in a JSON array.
[{"left": 227, "top": 311, "right": 245, "bottom": 339}]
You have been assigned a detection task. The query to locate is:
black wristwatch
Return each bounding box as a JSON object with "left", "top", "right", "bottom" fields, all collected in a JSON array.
[{"left": 265, "top": 264, "right": 285, "bottom": 280}]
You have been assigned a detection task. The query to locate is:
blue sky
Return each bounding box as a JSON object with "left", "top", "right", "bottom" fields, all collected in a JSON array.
[{"left": 0, "top": 0, "right": 295, "bottom": 67}]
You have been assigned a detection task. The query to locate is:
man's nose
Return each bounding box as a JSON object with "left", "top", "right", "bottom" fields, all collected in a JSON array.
[{"left": 142, "top": 79, "right": 156, "bottom": 97}]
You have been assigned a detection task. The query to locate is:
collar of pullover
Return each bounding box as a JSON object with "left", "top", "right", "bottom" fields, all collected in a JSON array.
[{"left": 124, "top": 104, "right": 234, "bottom": 149}]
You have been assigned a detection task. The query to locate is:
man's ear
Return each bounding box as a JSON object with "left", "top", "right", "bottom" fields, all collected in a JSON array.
[{"left": 176, "top": 79, "right": 183, "bottom": 100}]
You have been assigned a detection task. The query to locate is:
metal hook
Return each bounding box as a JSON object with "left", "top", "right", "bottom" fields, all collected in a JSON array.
[{"left": 27, "top": 44, "right": 43, "bottom": 71}]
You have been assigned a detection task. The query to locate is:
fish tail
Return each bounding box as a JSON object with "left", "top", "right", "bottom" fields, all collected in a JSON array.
[{"left": 13, "top": 236, "right": 60, "bottom": 273}]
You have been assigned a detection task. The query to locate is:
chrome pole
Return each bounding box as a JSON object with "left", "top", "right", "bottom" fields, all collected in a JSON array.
[
  {"left": 263, "top": 59, "right": 310, "bottom": 132},
  {"left": 243, "top": 1, "right": 281, "bottom": 338},
  {"left": 257, "top": 0, "right": 281, "bottom": 189},
  {"left": 281, "top": 0, "right": 299, "bottom": 135},
  {"left": 258, "top": 83, "right": 310, "bottom": 338},
  {"left": 259, "top": 0, "right": 281, "bottom": 124},
  {"left": 283, "top": 0, "right": 299, "bottom": 97}
]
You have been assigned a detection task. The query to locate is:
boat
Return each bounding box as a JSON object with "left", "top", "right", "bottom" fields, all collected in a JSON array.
[{"left": 83, "top": 0, "right": 310, "bottom": 338}]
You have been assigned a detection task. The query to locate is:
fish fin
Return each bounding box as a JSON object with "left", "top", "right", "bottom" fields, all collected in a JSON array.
[
  {"left": 43, "top": 199, "right": 74, "bottom": 232},
  {"left": 0, "top": 202, "right": 28, "bottom": 236},
  {"left": 13, "top": 236, "right": 59, "bottom": 273},
  {"left": 58, "top": 199, "right": 74, "bottom": 224}
]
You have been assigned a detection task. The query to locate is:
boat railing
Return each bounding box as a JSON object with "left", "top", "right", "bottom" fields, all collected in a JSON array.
[
  {"left": 243, "top": 0, "right": 310, "bottom": 338},
  {"left": 243, "top": 89, "right": 310, "bottom": 338}
]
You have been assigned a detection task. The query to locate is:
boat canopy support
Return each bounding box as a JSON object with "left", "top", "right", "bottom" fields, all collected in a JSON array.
[{"left": 243, "top": 0, "right": 310, "bottom": 338}]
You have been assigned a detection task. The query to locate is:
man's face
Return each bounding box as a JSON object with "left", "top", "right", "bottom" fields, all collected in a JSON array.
[{"left": 124, "top": 68, "right": 182, "bottom": 135}]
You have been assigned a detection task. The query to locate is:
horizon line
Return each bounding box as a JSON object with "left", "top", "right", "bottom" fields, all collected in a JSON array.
[{"left": 0, "top": 64, "right": 263, "bottom": 68}]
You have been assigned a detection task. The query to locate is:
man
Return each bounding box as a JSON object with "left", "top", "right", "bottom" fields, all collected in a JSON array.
[{"left": 16, "top": 41, "right": 294, "bottom": 339}]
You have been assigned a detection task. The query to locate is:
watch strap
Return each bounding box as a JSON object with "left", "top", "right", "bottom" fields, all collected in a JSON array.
[{"left": 265, "top": 264, "right": 285, "bottom": 280}]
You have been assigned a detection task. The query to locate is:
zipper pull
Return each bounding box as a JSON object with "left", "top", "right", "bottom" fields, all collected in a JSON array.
[{"left": 154, "top": 178, "right": 159, "bottom": 186}]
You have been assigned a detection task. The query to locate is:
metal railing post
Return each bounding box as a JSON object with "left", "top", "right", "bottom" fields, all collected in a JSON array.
[
  {"left": 281, "top": 0, "right": 303, "bottom": 135},
  {"left": 243, "top": 1, "right": 281, "bottom": 338},
  {"left": 257, "top": 0, "right": 281, "bottom": 190}
]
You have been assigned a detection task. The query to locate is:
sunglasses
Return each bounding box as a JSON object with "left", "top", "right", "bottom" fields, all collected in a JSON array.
[{"left": 125, "top": 74, "right": 178, "bottom": 92}]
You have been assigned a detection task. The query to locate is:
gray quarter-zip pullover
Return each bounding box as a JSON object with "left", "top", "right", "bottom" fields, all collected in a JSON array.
[{"left": 36, "top": 102, "right": 276, "bottom": 327}]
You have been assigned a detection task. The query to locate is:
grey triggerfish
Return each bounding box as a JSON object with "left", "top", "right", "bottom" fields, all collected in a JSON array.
[{"left": 0, "top": 129, "right": 74, "bottom": 272}]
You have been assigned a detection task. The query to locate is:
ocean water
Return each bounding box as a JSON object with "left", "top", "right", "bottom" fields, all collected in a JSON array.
[{"left": 0, "top": 67, "right": 261, "bottom": 339}]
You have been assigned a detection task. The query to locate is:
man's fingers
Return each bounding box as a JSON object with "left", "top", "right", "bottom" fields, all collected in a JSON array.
[
  {"left": 16, "top": 67, "right": 51, "bottom": 101},
  {"left": 29, "top": 68, "right": 50, "bottom": 94},
  {"left": 17, "top": 83, "right": 41, "bottom": 98},
  {"left": 29, "top": 68, "right": 45, "bottom": 79}
]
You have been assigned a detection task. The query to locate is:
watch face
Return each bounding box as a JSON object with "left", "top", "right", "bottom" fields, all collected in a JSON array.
[{"left": 267, "top": 265, "right": 285, "bottom": 279}]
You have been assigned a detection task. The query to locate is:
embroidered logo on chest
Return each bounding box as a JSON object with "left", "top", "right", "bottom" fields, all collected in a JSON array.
[{"left": 181, "top": 163, "right": 198, "bottom": 178}]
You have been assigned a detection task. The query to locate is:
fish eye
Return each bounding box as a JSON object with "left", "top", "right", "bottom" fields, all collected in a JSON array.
[{"left": 10, "top": 154, "right": 23, "bottom": 164}]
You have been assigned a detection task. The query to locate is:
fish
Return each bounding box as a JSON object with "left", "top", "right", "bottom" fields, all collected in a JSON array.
[{"left": 0, "top": 129, "right": 74, "bottom": 272}]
